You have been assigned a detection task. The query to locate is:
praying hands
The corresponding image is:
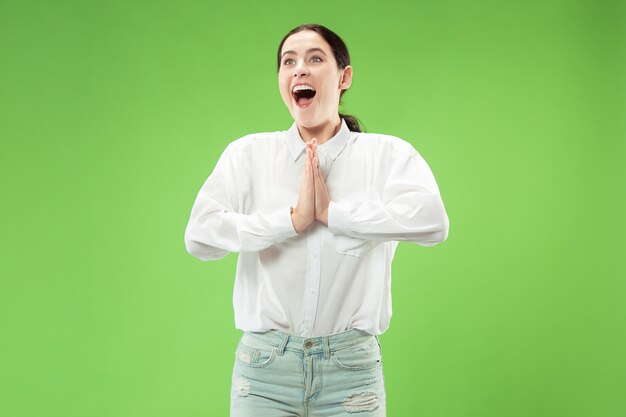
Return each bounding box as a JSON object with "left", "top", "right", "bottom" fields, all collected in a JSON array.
[{"left": 290, "top": 138, "right": 332, "bottom": 233}]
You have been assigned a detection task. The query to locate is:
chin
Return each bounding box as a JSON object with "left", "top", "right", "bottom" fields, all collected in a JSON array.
[
  {"left": 290, "top": 110, "right": 328, "bottom": 128},
  {"left": 290, "top": 111, "right": 314, "bottom": 126},
  {"left": 293, "top": 116, "right": 314, "bottom": 127}
]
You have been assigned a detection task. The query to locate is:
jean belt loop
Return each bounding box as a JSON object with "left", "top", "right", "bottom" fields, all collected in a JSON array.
[
  {"left": 323, "top": 335, "right": 330, "bottom": 360},
  {"left": 277, "top": 331, "right": 289, "bottom": 356}
]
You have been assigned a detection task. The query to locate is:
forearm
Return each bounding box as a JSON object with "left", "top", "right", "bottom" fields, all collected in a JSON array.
[
  {"left": 185, "top": 202, "right": 297, "bottom": 260},
  {"left": 327, "top": 193, "right": 449, "bottom": 246}
]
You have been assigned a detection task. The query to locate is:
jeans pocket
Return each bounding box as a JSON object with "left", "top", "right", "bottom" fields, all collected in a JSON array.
[
  {"left": 235, "top": 340, "right": 277, "bottom": 368},
  {"left": 331, "top": 337, "right": 382, "bottom": 371}
]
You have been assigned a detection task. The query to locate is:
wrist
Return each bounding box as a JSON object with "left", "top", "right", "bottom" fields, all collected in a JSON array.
[
  {"left": 315, "top": 202, "right": 330, "bottom": 225},
  {"left": 290, "top": 207, "right": 310, "bottom": 233}
]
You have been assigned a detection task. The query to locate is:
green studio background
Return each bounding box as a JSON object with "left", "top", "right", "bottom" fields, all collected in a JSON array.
[{"left": 1, "top": 0, "right": 624, "bottom": 416}]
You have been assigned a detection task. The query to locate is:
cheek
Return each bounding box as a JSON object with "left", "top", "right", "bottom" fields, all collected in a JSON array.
[
  {"left": 279, "top": 80, "right": 291, "bottom": 99},
  {"left": 321, "top": 83, "right": 335, "bottom": 101},
  {"left": 282, "top": 87, "right": 292, "bottom": 102}
]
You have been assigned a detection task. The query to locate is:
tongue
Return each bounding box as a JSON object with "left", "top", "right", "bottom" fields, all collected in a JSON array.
[{"left": 297, "top": 96, "right": 314, "bottom": 106}]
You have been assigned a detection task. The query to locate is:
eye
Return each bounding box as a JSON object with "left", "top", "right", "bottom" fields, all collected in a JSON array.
[
  {"left": 311, "top": 56, "right": 322, "bottom": 62},
  {"left": 283, "top": 58, "right": 295, "bottom": 65}
]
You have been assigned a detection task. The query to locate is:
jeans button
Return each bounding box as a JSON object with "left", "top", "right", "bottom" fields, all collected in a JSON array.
[{"left": 304, "top": 340, "right": 314, "bottom": 348}]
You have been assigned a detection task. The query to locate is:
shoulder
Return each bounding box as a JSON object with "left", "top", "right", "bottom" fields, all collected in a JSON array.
[
  {"left": 221, "top": 130, "right": 285, "bottom": 155},
  {"left": 354, "top": 131, "right": 419, "bottom": 157}
]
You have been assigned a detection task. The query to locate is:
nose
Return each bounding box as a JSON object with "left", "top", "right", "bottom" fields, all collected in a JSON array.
[{"left": 293, "top": 61, "right": 310, "bottom": 77}]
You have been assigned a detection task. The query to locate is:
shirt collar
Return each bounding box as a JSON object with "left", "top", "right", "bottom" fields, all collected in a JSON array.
[{"left": 286, "top": 118, "right": 351, "bottom": 162}]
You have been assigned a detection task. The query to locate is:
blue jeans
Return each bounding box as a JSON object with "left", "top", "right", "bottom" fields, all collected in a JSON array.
[{"left": 230, "top": 328, "right": 387, "bottom": 416}]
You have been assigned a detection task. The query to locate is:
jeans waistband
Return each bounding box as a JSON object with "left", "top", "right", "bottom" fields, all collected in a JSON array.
[{"left": 241, "top": 328, "right": 378, "bottom": 358}]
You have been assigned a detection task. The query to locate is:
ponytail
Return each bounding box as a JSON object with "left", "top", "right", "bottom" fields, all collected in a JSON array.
[{"left": 339, "top": 112, "right": 364, "bottom": 133}]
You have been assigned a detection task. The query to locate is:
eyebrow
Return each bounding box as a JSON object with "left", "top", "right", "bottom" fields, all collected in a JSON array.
[{"left": 281, "top": 48, "right": 328, "bottom": 59}]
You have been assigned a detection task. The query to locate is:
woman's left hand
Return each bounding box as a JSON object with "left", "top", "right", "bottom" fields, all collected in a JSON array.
[{"left": 308, "top": 139, "right": 331, "bottom": 225}]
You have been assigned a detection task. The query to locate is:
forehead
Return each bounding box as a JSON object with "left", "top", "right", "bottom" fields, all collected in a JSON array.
[{"left": 281, "top": 30, "right": 331, "bottom": 55}]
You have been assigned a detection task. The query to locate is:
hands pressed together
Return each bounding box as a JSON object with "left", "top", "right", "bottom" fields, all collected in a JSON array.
[{"left": 290, "top": 138, "right": 332, "bottom": 233}]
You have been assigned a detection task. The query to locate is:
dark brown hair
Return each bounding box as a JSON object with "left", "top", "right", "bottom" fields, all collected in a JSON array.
[{"left": 276, "top": 23, "right": 364, "bottom": 133}]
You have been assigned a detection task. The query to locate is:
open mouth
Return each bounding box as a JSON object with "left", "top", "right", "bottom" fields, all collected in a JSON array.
[{"left": 292, "top": 86, "right": 316, "bottom": 107}]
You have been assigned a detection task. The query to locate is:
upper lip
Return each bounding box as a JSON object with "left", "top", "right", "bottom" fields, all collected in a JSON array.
[{"left": 291, "top": 82, "right": 316, "bottom": 93}]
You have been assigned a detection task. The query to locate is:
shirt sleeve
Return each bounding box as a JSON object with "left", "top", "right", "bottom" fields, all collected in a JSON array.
[
  {"left": 327, "top": 149, "right": 449, "bottom": 246},
  {"left": 184, "top": 141, "right": 297, "bottom": 261}
]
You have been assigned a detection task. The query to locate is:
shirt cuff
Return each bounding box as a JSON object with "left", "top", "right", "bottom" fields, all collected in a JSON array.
[
  {"left": 269, "top": 206, "right": 298, "bottom": 242},
  {"left": 328, "top": 200, "right": 351, "bottom": 236}
]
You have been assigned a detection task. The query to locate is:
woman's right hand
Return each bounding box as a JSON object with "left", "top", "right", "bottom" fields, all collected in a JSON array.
[{"left": 291, "top": 142, "right": 316, "bottom": 232}]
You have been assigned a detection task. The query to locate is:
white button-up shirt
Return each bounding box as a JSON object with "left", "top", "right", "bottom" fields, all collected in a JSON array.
[{"left": 184, "top": 118, "right": 449, "bottom": 337}]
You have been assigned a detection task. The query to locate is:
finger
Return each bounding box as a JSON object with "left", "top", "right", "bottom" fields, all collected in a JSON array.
[
  {"left": 314, "top": 157, "right": 322, "bottom": 174},
  {"left": 313, "top": 158, "right": 321, "bottom": 184},
  {"left": 305, "top": 150, "right": 312, "bottom": 173},
  {"left": 315, "top": 162, "right": 327, "bottom": 189}
]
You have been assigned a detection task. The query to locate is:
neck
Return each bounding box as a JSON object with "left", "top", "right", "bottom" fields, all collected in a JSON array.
[{"left": 297, "top": 115, "right": 342, "bottom": 144}]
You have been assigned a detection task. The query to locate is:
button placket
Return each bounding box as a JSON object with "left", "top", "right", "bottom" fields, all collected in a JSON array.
[{"left": 299, "top": 225, "right": 322, "bottom": 337}]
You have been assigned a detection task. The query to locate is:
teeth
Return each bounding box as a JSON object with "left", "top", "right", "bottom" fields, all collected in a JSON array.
[{"left": 292, "top": 85, "right": 316, "bottom": 93}]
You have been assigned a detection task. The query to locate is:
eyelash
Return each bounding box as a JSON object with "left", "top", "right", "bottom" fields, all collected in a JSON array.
[{"left": 283, "top": 56, "right": 323, "bottom": 65}]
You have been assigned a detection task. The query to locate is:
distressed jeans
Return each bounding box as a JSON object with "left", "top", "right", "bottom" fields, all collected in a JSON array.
[{"left": 230, "top": 328, "right": 387, "bottom": 417}]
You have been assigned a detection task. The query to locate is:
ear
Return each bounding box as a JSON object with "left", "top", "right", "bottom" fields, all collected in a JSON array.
[{"left": 339, "top": 65, "right": 353, "bottom": 91}]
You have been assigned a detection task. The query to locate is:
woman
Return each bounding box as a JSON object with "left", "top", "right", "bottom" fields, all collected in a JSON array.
[{"left": 184, "top": 23, "right": 449, "bottom": 417}]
